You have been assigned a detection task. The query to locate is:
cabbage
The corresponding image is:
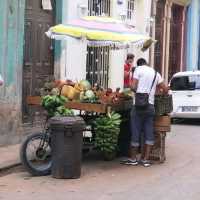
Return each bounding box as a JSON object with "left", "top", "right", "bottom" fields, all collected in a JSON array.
[
  {"left": 79, "top": 80, "right": 91, "bottom": 91},
  {"left": 85, "top": 90, "right": 95, "bottom": 99}
]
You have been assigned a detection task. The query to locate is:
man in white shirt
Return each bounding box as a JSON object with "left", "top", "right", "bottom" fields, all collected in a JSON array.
[{"left": 124, "top": 58, "right": 168, "bottom": 167}]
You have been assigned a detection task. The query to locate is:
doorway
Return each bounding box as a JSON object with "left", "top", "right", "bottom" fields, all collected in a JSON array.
[
  {"left": 168, "top": 4, "right": 184, "bottom": 80},
  {"left": 154, "top": 0, "right": 165, "bottom": 74},
  {"left": 22, "top": 0, "right": 56, "bottom": 122}
]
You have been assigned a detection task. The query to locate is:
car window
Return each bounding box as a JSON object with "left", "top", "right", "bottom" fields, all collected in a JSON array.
[{"left": 170, "top": 75, "right": 200, "bottom": 91}]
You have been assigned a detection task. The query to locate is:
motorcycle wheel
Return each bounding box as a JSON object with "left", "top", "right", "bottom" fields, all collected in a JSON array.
[{"left": 20, "top": 132, "right": 52, "bottom": 176}]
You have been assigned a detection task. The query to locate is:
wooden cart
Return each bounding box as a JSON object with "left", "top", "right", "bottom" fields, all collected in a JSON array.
[{"left": 27, "top": 96, "right": 171, "bottom": 163}]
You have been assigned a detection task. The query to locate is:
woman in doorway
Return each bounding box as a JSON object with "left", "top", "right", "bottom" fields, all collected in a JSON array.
[{"left": 124, "top": 54, "right": 135, "bottom": 88}]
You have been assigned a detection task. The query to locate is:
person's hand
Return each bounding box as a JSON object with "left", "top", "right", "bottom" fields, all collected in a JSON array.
[
  {"left": 0, "top": 80, "right": 3, "bottom": 86},
  {"left": 157, "top": 82, "right": 169, "bottom": 95}
]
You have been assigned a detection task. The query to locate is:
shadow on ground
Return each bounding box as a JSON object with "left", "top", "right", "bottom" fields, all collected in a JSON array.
[{"left": 172, "top": 118, "right": 200, "bottom": 126}]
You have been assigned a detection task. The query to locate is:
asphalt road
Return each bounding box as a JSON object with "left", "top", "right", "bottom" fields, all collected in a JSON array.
[{"left": 0, "top": 122, "right": 200, "bottom": 200}]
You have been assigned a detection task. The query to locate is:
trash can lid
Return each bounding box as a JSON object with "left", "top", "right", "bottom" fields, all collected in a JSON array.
[
  {"left": 50, "top": 116, "right": 85, "bottom": 125},
  {"left": 49, "top": 116, "right": 85, "bottom": 130}
]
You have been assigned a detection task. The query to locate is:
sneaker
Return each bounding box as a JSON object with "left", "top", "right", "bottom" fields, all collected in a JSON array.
[
  {"left": 141, "top": 160, "right": 151, "bottom": 167},
  {"left": 121, "top": 159, "right": 138, "bottom": 166}
]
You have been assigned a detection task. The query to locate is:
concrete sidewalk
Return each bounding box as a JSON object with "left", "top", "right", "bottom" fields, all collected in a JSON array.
[{"left": 0, "top": 144, "right": 21, "bottom": 171}]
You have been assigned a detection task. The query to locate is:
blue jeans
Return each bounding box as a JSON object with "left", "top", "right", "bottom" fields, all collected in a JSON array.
[{"left": 130, "top": 105, "right": 155, "bottom": 147}]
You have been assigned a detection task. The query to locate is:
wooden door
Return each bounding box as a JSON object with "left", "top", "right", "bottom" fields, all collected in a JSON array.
[
  {"left": 154, "top": 0, "right": 165, "bottom": 74},
  {"left": 169, "top": 4, "right": 184, "bottom": 80},
  {"left": 23, "top": 0, "right": 55, "bottom": 122}
]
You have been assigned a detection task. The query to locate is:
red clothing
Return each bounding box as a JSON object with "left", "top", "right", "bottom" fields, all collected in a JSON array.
[{"left": 124, "top": 63, "right": 131, "bottom": 88}]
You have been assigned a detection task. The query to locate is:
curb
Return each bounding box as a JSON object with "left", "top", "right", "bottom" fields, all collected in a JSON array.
[{"left": 0, "top": 162, "right": 21, "bottom": 173}]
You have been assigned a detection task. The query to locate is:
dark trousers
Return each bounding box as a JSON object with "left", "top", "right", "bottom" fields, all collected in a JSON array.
[{"left": 130, "top": 105, "right": 155, "bottom": 147}]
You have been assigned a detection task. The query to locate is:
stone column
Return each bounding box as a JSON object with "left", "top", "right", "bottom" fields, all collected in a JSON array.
[
  {"left": 149, "top": 0, "right": 158, "bottom": 67},
  {"left": 180, "top": 7, "right": 187, "bottom": 71},
  {"left": 163, "top": 0, "right": 172, "bottom": 83}
]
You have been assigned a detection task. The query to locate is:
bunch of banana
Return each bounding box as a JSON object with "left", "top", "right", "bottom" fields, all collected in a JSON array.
[{"left": 93, "top": 112, "right": 121, "bottom": 155}]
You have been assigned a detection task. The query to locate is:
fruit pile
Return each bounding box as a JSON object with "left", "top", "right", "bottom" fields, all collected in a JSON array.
[{"left": 40, "top": 79, "right": 133, "bottom": 104}]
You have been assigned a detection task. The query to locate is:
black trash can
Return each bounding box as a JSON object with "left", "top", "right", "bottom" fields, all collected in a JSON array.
[{"left": 50, "top": 116, "right": 85, "bottom": 179}]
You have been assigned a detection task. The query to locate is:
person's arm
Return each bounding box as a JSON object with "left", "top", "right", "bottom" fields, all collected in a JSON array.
[
  {"left": 124, "top": 70, "right": 130, "bottom": 79},
  {"left": 157, "top": 82, "right": 168, "bottom": 94},
  {"left": 124, "top": 64, "right": 130, "bottom": 79},
  {"left": 130, "top": 67, "right": 140, "bottom": 92},
  {"left": 130, "top": 78, "right": 138, "bottom": 92},
  {"left": 156, "top": 73, "right": 168, "bottom": 94}
]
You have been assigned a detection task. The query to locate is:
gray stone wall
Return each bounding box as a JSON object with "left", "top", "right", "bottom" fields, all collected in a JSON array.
[{"left": 0, "top": 101, "right": 43, "bottom": 146}]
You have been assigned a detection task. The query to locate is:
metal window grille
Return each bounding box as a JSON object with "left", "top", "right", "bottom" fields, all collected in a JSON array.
[
  {"left": 127, "top": 0, "right": 135, "bottom": 20},
  {"left": 88, "top": 0, "right": 111, "bottom": 16},
  {"left": 86, "top": 46, "right": 110, "bottom": 88}
]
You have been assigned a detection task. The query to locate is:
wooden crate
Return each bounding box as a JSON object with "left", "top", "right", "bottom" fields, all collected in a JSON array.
[
  {"left": 65, "top": 101, "right": 107, "bottom": 113},
  {"left": 154, "top": 115, "right": 171, "bottom": 132},
  {"left": 149, "top": 132, "right": 166, "bottom": 163},
  {"left": 26, "top": 96, "right": 133, "bottom": 114}
]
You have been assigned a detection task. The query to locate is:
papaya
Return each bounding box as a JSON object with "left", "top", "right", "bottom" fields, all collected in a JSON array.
[{"left": 61, "top": 85, "right": 80, "bottom": 100}]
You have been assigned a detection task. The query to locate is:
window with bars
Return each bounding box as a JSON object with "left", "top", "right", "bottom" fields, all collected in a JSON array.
[
  {"left": 88, "top": 0, "right": 111, "bottom": 16},
  {"left": 86, "top": 1, "right": 111, "bottom": 89},
  {"left": 86, "top": 46, "right": 110, "bottom": 88},
  {"left": 127, "top": 0, "right": 135, "bottom": 20}
]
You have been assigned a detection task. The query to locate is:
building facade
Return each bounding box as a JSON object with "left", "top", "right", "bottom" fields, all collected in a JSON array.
[
  {"left": 186, "top": 0, "right": 200, "bottom": 71},
  {"left": 150, "top": 0, "right": 190, "bottom": 83},
  {"left": 59, "top": 0, "right": 153, "bottom": 90},
  {"left": 0, "top": 0, "right": 152, "bottom": 145}
]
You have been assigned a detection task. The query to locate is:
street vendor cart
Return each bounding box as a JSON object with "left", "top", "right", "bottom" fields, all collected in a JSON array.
[
  {"left": 20, "top": 16, "right": 172, "bottom": 176},
  {"left": 21, "top": 88, "right": 172, "bottom": 176}
]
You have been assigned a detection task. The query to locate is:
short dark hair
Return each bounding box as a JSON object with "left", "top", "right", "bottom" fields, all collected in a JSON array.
[
  {"left": 137, "top": 58, "right": 147, "bottom": 66},
  {"left": 127, "top": 53, "right": 135, "bottom": 60}
]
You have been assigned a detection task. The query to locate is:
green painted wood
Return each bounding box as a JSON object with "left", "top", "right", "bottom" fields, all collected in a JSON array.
[
  {"left": 0, "top": 0, "right": 25, "bottom": 100},
  {"left": 0, "top": 1, "right": 7, "bottom": 86},
  {"left": 0, "top": 0, "right": 61, "bottom": 100}
]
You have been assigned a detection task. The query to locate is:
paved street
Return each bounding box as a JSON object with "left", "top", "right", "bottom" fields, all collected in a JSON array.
[{"left": 0, "top": 123, "right": 200, "bottom": 200}]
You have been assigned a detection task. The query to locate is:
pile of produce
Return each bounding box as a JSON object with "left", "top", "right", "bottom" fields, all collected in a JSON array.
[
  {"left": 42, "top": 95, "right": 74, "bottom": 117},
  {"left": 40, "top": 79, "right": 133, "bottom": 105},
  {"left": 93, "top": 112, "right": 122, "bottom": 160}
]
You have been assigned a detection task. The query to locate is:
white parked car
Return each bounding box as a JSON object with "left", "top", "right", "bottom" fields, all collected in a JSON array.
[{"left": 169, "top": 71, "right": 200, "bottom": 119}]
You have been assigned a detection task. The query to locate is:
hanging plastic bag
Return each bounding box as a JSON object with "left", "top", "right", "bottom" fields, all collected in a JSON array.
[{"left": 42, "top": 0, "right": 52, "bottom": 10}]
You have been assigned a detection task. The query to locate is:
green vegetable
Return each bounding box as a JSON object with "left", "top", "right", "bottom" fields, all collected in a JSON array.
[
  {"left": 79, "top": 90, "right": 98, "bottom": 103},
  {"left": 85, "top": 90, "right": 95, "bottom": 99},
  {"left": 41, "top": 95, "right": 73, "bottom": 117},
  {"left": 79, "top": 80, "right": 91, "bottom": 91}
]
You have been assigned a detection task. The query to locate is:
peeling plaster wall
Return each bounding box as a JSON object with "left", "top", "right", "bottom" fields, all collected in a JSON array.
[
  {"left": 0, "top": 0, "right": 25, "bottom": 145},
  {"left": 0, "top": 0, "right": 65, "bottom": 146}
]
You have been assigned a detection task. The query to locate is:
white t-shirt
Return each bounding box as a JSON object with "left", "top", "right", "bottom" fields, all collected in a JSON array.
[{"left": 133, "top": 65, "right": 163, "bottom": 104}]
